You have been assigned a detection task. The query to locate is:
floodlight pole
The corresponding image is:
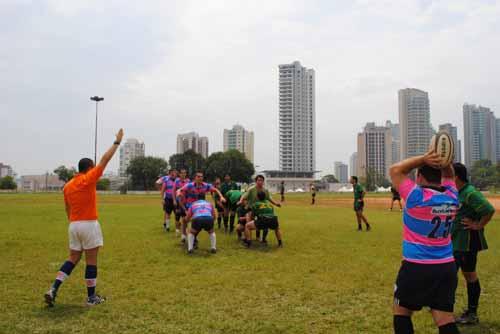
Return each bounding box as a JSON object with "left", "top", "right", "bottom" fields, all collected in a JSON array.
[{"left": 90, "top": 96, "right": 104, "bottom": 163}]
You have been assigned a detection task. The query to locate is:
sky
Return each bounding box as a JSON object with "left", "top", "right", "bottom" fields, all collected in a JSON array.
[{"left": 1, "top": 0, "right": 500, "bottom": 176}]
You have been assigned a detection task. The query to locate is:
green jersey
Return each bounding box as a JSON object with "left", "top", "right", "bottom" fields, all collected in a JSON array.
[
  {"left": 354, "top": 183, "right": 364, "bottom": 201},
  {"left": 221, "top": 181, "right": 238, "bottom": 197},
  {"left": 452, "top": 183, "right": 495, "bottom": 252},
  {"left": 242, "top": 186, "right": 271, "bottom": 208},
  {"left": 226, "top": 190, "right": 242, "bottom": 205},
  {"left": 252, "top": 200, "right": 275, "bottom": 218}
]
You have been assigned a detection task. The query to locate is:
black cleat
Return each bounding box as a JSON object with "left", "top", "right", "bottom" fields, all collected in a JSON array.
[
  {"left": 210, "top": 248, "right": 217, "bottom": 254},
  {"left": 456, "top": 310, "right": 479, "bottom": 325},
  {"left": 366, "top": 225, "right": 371, "bottom": 231},
  {"left": 187, "top": 249, "right": 194, "bottom": 254},
  {"left": 87, "top": 294, "right": 106, "bottom": 307},
  {"left": 44, "top": 289, "right": 56, "bottom": 307}
]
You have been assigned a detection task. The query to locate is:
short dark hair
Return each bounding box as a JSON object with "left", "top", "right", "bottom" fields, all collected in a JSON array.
[
  {"left": 224, "top": 174, "right": 231, "bottom": 178},
  {"left": 78, "top": 158, "right": 94, "bottom": 173},
  {"left": 179, "top": 168, "right": 187, "bottom": 173},
  {"left": 417, "top": 165, "right": 442, "bottom": 184},
  {"left": 257, "top": 191, "right": 266, "bottom": 201},
  {"left": 197, "top": 193, "right": 206, "bottom": 200},
  {"left": 351, "top": 176, "right": 358, "bottom": 183},
  {"left": 453, "top": 163, "right": 468, "bottom": 183},
  {"left": 255, "top": 175, "right": 265, "bottom": 181},
  {"left": 168, "top": 168, "right": 177, "bottom": 173}
]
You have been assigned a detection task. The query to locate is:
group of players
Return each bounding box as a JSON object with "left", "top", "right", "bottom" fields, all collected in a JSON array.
[{"left": 156, "top": 169, "right": 283, "bottom": 254}]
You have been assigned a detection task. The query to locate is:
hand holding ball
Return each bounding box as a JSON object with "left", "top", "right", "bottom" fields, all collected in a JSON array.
[{"left": 429, "top": 131, "right": 455, "bottom": 168}]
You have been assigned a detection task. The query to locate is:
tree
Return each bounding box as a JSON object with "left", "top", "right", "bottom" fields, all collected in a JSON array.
[
  {"left": 362, "top": 168, "right": 390, "bottom": 191},
  {"left": 470, "top": 160, "right": 497, "bottom": 190},
  {"left": 96, "top": 178, "right": 110, "bottom": 191},
  {"left": 169, "top": 150, "right": 206, "bottom": 178},
  {"left": 53, "top": 165, "right": 76, "bottom": 183},
  {"left": 127, "top": 156, "right": 168, "bottom": 190},
  {"left": 321, "top": 174, "right": 339, "bottom": 183},
  {"left": 0, "top": 176, "right": 17, "bottom": 190},
  {"left": 205, "top": 150, "right": 255, "bottom": 183}
]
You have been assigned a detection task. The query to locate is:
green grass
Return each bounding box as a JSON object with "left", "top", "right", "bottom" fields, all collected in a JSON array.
[{"left": 1, "top": 193, "right": 499, "bottom": 334}]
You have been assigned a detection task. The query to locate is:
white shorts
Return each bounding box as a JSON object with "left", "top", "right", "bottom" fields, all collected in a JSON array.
[{"left": 68, "top": 220, "right": 104, "bottom": 251}]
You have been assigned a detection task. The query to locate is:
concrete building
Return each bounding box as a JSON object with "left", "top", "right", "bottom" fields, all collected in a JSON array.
[
  {"left": 20, "top": 174, "right": 65, "bottom": 192},
  {"left": 349, "top": 152, "right": 358, "bottom": 178},
  {"left": 463, "top": 104, "right": 497, "bottom": 167},
  {"left": 496, "top": 119, "right": 500, "bottom": 163},
  {"left": 386, "top": 121, "right": 401, "bottom": 164},
  {"left": 334, "top": 161, "right": 349, "bottom": 183},
  {"left": 279, "top": 61, "right": 315, "bottom": 172},
  {"left": 260, "top": 170, "right": 315, "bottom": 193},
  {"left": 0, "top": 163, "right": 15, "bottom": 178},
  {"left": 438, "top": 123, "right": 462, "bottom": 163},
  {"left": 119, "top": 138, "right": 145, "bottom": 177},
  {"left": 223, "top": 124, "right": 254, "bottom": 163},
  {"left": 399, "top": 88, "right": 433, "bottom": 160},
  {"left": 357, "top": 122, "right": 392, "bottom": 180},
  {"left": 177, "top": 132, "right": 209, "bottom": 158}
]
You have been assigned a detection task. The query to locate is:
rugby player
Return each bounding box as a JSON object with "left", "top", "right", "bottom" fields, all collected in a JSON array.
[
  {"left": 310, "top": 183, "right": 317, "bottom": 205},
  {"left": 220, "top": 174, "right": 239, "bottom": 232},
  {"left": 185, "top": 194, "right": 217, "bottom": 254},
  {"left": 280, "top": 181, "right": 285, "bottom": 202},
  {"left": 236, "top": 197, "right": 250, "bottom": 240},
  {"left": 160, "top": 169, "right": 177, "bottom": 232},
  {"left": 350, "top": 176, "right": 371, "bottom": 231},
  {"left": 225, "top": 188, "right": 243, "bottom": 233},
  {"left": 390, "top": 150, "right": 460, "bottom": 334},
  {"left": 390, "top": 186, "right": 403, "bottom": 211},
  {"left": 244, "top": 191, "right": 283, "bottom": 248},
  {"left": 175, "top": 168, "right": 190, "bottom": 241},
  {"left": 44, "top": 129, "right": 123, "bottom": 307},
  {"left": 213, "top": 177, "right": 224, "bottom": 230},
  {"left": 452, "top": 163, "right": 495, "bottom": 325}
]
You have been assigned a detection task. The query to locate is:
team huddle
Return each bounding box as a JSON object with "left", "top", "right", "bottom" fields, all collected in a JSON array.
[
  {"left": 156, "top": 170, "right": 283, "bottom": 253},
  {"left": 43, "top": 128, "right": 495, "bottom": 334}
]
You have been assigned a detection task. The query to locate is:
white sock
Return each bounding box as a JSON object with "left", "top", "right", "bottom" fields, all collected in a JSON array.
[
  {"left": 188, "top": 233, "right": 195, "bottom": 251},
  {"left": 209, "top": 233, "right": 216, "bottom": 250},
  {"left": 165, "top": 219, "right": 170, "bottom": 229},
  {"left": 181, "top": 234, "right": 186, "bottom": 240}
]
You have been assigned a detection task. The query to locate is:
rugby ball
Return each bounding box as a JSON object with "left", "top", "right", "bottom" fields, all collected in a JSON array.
[{"left": 430, "top": 131, "right": 454, "bottom": 168}]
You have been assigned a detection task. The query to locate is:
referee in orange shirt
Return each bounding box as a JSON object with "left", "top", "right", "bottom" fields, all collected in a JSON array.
[{"left": 44, "top": 129, "right": 123, "bottom": 307}]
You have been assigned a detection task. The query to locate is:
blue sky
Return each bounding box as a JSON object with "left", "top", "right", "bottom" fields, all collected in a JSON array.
[{"left": 1, "top": 0, "right": 499, "bottom": 175}]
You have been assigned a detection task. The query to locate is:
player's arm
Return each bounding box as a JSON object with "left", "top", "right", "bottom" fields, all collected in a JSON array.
[
  {"left": 172, "top": 182, "right": 177, "bottom": 206},
  {"left": 269, "top": 198, "right": 281, "bottom": 207},
  {"left": 97, "top": 129, "right": 124, "bottom": 171},
  {"left": 64, "top": 196, "right": 70, "bottom": 220},
  {"left": 462, "top": 193, "right": 495, "bottom": 230},
  {"left": 213, "top": 187, "right": 226, "bottom": 203},
  {"left": 160, "top": 182, "right": 166, "bottom": 203},
  {"left": 389, "top": 150, "right": 441, "bottom": 191},
  {"left": 185, "top": 208, "right": 192, "bottom": 222}
]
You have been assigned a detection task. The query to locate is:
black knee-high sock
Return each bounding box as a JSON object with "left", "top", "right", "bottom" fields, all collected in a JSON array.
[
  {"left": 217, "top": 215, "right": 222, "bottom": 228},
  {"left": 438, "top": 323, "right": 459, "bottom": 334},
  {"left": 223, "top": 216, "right": 229, "bottom": 229},
  {"left": 393, "top": 315, "right": 414, "bottom": 334},
  {"left": 256, "top": 229, "right": 261, "bottom": 239},
  {"left": 52, "top": 261, "right": 76, "bottom": 292},
  {"left": 229, "top": 215, "right": 235, "bottom": 231},
  {"left": 467, "top": 280, "right": 481, "bottom": 313},
  {"left": 85, "top": 265, "right": 98, "bottom": 297},
  {"left": 262, "top": 229, "right": 269, "bottom": 241}
]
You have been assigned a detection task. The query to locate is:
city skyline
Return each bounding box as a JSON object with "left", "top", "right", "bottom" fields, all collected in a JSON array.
[{"left": 2, "top": 1, "right": 499, "bottom": 176}]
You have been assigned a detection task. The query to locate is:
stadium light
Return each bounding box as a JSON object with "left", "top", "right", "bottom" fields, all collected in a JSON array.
[{"left": 90, "top": 96, "right": 104, "bottom": 163}]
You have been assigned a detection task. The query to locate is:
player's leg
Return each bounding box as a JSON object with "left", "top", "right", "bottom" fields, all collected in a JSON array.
[
  {"left": 359, "top": 205, "right": 371, "bottom": 230},
  {"left": 216, "top": 206, "right": 222, "bottom": 229},
  {"left": 261, "top": 228, "right": 269, "bottom": 243},
  {"left": 355, "top": 210, "right": 362, "bottom": 231},
  {"left": 45, "top": 249, "right": 82, "bottom": 307},
  {"left": 393, "top": 304, "right": 414, "bottom": 334},
  {"left": 174, "top": 206, "right": 181, "bottom": 236},
  {"left": 244, "top": 221, "right": 256, "bottom": 247},
  {"left": 84, "top": 247, "right": 105, "bottom": 306},
  {"left": 455, "top": 252, "right": 480, "bottom": 325},
  {"left": 164, "top": 200, "right": 173, "bottom": 232},
  {"left": 229, "top": 208, "right": 236, "bottom": 233},
  {"left": 274, "top": 228, "right": 283, "bottom": 247},
  {"left": 431, "top": 310, "right": 459, "bottom": 334},
  {"left": 390, "top": 199, "right": 394, "bottom": 211},
  {"left": 223, "top": 205, "right": 229, "bottom": 233},
  {"left": 207, "top": 226, "right": 217, "bottom": 253},
  {"left": 188, "top": 227, "right": 200, "bottom": 253},
  {"left": 398, "top": 199, "right": 403, "bottom": 211}
]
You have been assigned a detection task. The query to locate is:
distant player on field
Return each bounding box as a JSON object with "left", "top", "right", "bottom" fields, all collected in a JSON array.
[
  {"left": 236, "top": 197, "right": 250, "bottom": 240},
  {"left": 244, "top": 191, "right": 283, "bottom": 248},
  {"left": 185, "top": 194, "right": 217, "bottom": 254},
  {"left": 160, "top": 169, "right": 178, "bottom": 232},
  {"left": 220, "top": 174, "right": 239, "bottom": 232},
  {"left": 350, "top": 176, "right": 371, "bottom": 231},
  {"left": 390, "top": 150, "right": 460, "bottom": 334},
  {"left": 44, "top": 129, "right": 123, "bottom": 307},
  {"left": 175, "top": 168, "right": 190, "bottom": 241},
  {"left": 212, "top": 177, "right": 224, "bottom": 230},
  {"left": 452, "top": 163, "right": 495, "bottom": 325},
  {"left": 390, "top": 186, "right": 403, "bottom": 211},
  {"left": 280, "top": 181, "right": 285, "bottom": 202},
  {"left": 226, "top": 188, "right": 243, "bottom": 234},
  {"left": 310, "top": 183, "right": 317, "bottom": 205}
]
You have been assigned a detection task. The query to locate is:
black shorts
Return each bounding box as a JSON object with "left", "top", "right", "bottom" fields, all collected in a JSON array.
[
  {"left": 255, "top": 216, "right": 279, "bottom": 230},
  {"left": 163, "top": 198, "right": 175, "bottom": 214},
  {"left": 191, "top": 217, "right": 214, "bottom": 232},
  {"left": 394, "top": 260, "right": 458, "bottom": 313},
  {"left": 454, "top": 251, "right": 478, "bottom": 273},
  {"left": 354, "top": 201, "right": 364, "bottom": 212},
  {"left": 238, "top": 217, "right": 247, "bottom": 226},
  {"left": 392, "top": 196, "right": 401, "bottom": 201}
]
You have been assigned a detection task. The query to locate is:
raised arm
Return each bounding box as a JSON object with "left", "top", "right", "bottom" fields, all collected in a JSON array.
[
  {"left": 97, "top": 129, "right": 124, "bottom": 170},
  {"left": 389, "top": 150, "right": 441, "bottom": 191}
]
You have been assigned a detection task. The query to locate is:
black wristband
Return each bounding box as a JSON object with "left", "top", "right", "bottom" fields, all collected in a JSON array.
[{"left": 114, "top": 141, "right": 121, "bottom": 145}]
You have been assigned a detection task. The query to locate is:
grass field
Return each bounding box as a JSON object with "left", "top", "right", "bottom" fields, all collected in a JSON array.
[{"left": 1, "top": 193, "right": 499, "bottom": 334}]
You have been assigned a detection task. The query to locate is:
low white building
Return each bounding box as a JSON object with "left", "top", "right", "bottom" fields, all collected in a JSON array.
[
  {"left": 259, "top": 170, "right": 316, "bottom": 193},
  {"left": 20, "top": 174, "right": 65, "bottom": 192}
]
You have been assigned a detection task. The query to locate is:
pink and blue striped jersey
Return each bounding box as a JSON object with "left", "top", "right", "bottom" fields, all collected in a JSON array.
[
  {"left": 399, "top": 178, "right": 459, "bottom": 264},
  {"left": 161, "top": 176, "right": 177, "bottom": 199},
  {"left": 188, "top": 200, "right": 214, "bottom": 219},
  {"left": 175, "top": 177, "right": 190, "bottom": 201},
  {"left": 179, "top": 182, "right": 215, "bottom": 208}
]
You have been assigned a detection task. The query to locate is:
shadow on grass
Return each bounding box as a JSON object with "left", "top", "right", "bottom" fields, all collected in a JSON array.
[
  {"left": 459, "top": 321, "right": 500, "bottom": 334},
  {"left": 33, "top": 303, "right": 89, "bottom": 320}
]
